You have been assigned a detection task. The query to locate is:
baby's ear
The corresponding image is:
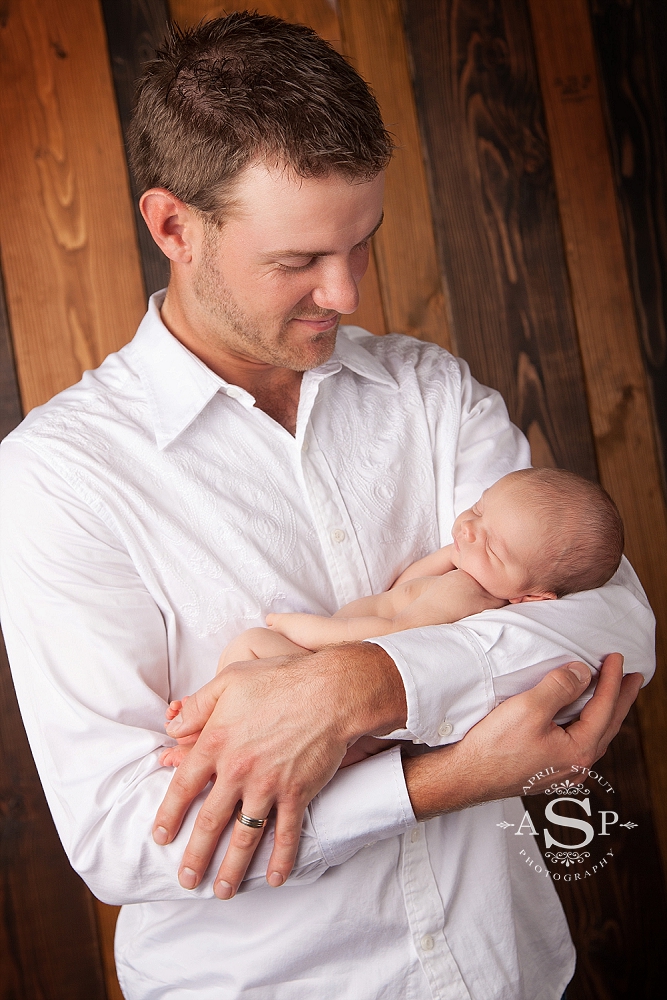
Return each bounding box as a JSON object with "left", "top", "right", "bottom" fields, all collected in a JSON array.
[{"left": 509, "top": 592, "right": 558, "bottom": 604}]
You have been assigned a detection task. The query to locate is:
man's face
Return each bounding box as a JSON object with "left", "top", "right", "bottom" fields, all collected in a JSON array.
[{"left": 186, "top": 163, "right": 385, "bottom": 371}]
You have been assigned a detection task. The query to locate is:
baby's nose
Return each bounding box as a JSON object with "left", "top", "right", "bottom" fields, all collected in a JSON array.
[{"left": 461, "top": 518, "right": 476, "bottom": 540}]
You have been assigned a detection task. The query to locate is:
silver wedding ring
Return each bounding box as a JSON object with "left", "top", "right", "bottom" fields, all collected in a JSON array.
[{"left": 237, "top": 810, "right": 268, "bottom": 829}]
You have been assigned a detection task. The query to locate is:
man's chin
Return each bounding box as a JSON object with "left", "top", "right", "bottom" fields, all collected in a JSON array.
[{"left": 278, "top": 327, "right": 338, "bottom": 371}]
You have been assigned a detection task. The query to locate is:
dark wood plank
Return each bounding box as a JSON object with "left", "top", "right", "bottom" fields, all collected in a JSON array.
[
  {"left": 589, "top": 0, "right": 667, "bottom": 486},
  {"left": 402, "top": 0, "right": 597, "bottom": 476},
  {"left": 0, "top": 264, "right": 22, "bottom": 442},
  {"left": 100, "top": 0, "right": 171, "bottom": 297},
  {"left": 0, "top": 260, "right": 107, "bottom": 998},
  {"left": 403, "top": 1, "right": 667, "bottom": 997},
  {"left": 529, "top": 0, "right": 667, "bottom": 869}
]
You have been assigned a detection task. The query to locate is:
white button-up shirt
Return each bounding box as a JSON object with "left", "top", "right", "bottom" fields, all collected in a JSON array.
[{"left": 0, "top": 292, "right": 654, "bottom": 1000}]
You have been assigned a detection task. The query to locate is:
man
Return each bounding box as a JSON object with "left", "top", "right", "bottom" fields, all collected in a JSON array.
[{"left": 0, "top": 14, "right": 652, "bottom": 1000}]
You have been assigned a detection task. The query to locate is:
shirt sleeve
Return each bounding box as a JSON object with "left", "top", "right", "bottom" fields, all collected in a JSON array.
[
  {"left": 0, "top": 438, "right": 414, "bottom": 903},
  {"left": 369, "top": 358, "right": 656, "bottom": 745}
]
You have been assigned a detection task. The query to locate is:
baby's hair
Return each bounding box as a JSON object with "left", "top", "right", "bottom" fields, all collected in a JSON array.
[{"left": 505, "top": 468, "right": 624, "bottom": 598}]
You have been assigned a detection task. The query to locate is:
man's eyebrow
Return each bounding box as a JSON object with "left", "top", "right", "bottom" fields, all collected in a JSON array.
[{"left": 266, "top": 212, "right": 384, "bottom": 259}]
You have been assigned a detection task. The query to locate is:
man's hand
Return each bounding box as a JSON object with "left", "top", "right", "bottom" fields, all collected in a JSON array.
[
  {"left": 152, "top": 643, "right": 406, "bottom": 899},
  {"left": 403, "top": 653, "right": 643, "bottom": 819}
]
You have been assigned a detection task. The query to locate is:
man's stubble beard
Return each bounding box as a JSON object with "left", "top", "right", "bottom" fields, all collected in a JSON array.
[{"left": 193, "top": 236, "right": 339, "bottom": 373}]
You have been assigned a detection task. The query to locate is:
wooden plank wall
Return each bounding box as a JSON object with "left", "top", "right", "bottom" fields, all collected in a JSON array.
[
  {"left": 590, "top": 0, "right": 667, "bottom": 485},
  {"left": 1, "top": 1, "right": 666, "bottom": 997},
  {"left": 402, "top": 2, "right": 667, "bottom": 997}
]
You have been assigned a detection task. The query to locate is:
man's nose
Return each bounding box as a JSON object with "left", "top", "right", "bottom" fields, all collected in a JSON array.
[{"left": 311, "top": 260, "right": 360, "bottom": 315}]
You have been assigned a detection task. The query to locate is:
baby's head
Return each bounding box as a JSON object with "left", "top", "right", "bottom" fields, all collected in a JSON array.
[{"left": 451, "top": 468, "right": 624, "bottom": 603}]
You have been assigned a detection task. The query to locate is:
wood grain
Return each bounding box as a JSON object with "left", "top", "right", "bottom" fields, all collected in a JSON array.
[
  {"left": 590, "top": 0, "right": 667, "bottom": 486},
  {"left": 0, "top": 0, "right": 146, "bottom": 414},
  {"left": 167, "top": 0, "right": 387, "bottom": 335},
  {"left": 404, "top": 1, "right": 667, "bottom": 995},
  {"left": 403, "top": 0, "right": 597, "bottom": 478},
  {"left": 337, "top": 0, "right": 451, "bottom": 347},
  {"left": 100, "top": 0, "right": 172, "bottom": 297},
  {"left": 529, "top": 0, "right": 667, "bottom": 872}
]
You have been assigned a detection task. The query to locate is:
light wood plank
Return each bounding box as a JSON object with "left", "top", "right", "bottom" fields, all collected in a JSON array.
[
  {"left": 0, "top": 0, "right": 146, "bottom": 413},
  {"left": 337, "top": 0, "right": 451, "bottom": 348},
  {"left": 529, "top": 0, "right": 667, "bottom": 870},
  {"left": 168, "top": 0, "right": 387, "bottom": 335}
]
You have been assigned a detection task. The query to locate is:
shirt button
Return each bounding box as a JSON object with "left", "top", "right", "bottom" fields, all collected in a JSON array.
[
  {"left": 421, "top": 934, "right": 434, "bottom": 952},
  {"left": 302, "top": 441, "right": 309, "bottom": 452},
  {"left": 410, "top": 827, "right": 420, "bottom": 843},
  {"left": 438, "top": 720, "right": 453, "bottom": 737},
  {"left": 226, "top": 386, "right": 242, "bottom": 399},
  {"left": 331, "top": 529, "right": 346, "bottom": 543}
]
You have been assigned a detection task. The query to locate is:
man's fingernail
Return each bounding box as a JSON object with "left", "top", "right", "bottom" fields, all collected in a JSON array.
[
  {"left": 179, "top": 867, "right": 198, "bottom": 889},
  {"left": 268, "top": 871, "right": 284, "bottom": 887},
  {"left": 215, "top": 880, "right": 233, "bottom": 900},
  {"left": 165, "top": 714, "right": 182, "bottom": 734},
  {"left": 567, "top": 664, "right": 588, "bottom": 684},
  {"left": 153, "top": 826, "right": 169, "bottom": 845}
]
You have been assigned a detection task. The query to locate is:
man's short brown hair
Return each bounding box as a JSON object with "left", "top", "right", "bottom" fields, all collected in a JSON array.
[{"left": 127, "top": 12, "right": 393, "bottom": 215}]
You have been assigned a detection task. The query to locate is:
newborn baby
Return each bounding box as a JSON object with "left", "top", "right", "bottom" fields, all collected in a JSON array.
[{"left": 162, "top": 467, "right": 623, "bottom": 767}]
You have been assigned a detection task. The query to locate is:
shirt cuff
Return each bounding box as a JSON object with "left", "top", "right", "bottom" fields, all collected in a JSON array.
[
  {"left": 366, "top": 624, "right": 494, "bottom": 745},
  {"left": 310, "top": 745, "right": 415, "bottom": 867}
]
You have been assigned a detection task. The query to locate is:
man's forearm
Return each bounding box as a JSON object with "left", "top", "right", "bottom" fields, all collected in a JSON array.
[{"left": 401, "top": 656, "right": 642, "bottom": 822}]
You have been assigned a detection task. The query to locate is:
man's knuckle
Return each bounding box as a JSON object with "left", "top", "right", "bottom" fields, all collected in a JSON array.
[
  {"left": 235, "top": 827, "right": 260, "bottom": 849},
  {"left": 547, "top": 673, "right": 577, "bottom": 700},
  {"left": 275, "top": 829, "right": 299, "bottom": 850},
  {"left": 197, "top": 808, "right": 223, "bottom": 834}
]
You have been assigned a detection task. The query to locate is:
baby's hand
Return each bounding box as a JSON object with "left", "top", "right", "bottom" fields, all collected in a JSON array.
[
  {"left": 162, "top": 694, "right": 201, "bottom": 767},
  {"left": 159, "top": 744, "right": 193, "bottom": 768},
  {"left": 165, "top": 697, "right": 185, "bottom": 721}
]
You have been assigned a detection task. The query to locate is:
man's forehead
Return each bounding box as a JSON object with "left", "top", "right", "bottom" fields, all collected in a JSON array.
[{"left": 227, "top": 161, "right": 385, "bottom": 245}]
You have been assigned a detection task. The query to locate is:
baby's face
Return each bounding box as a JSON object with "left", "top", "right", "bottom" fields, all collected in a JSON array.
[{"left": 451, "top": 476, "right": 555, "bottom": 602}]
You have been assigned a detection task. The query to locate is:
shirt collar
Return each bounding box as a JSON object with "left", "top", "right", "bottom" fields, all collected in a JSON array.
[{"left": 128, "top": 292, "right": 397, "bottom": 449}]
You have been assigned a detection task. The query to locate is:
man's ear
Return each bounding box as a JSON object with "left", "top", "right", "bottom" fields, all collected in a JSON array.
[
  {"left": 139, "top": 188, "right": 197, "bottom": 264},
  {"left": 508, "top": 592, "right": 558, "bottom": 604}
]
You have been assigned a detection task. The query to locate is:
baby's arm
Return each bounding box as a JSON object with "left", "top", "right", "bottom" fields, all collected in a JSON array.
[
  {"left": 392, "top": 543, "right": 457, "bottom": 586},
  {"left": 217, "top": 626, "right": 311, "bottom": 669},
  {"left": 266, "top": 611, "right": 400, "bottom": 649},
  {"left": 267, "top": 571, "right": 506, "bottom": 649}
]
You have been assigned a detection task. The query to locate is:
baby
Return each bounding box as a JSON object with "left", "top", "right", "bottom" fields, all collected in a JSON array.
[{"left": 161, "top": 467, "right": 623, "bottom": 767}]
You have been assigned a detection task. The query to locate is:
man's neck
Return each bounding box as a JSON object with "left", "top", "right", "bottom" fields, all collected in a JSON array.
[{"left": 160, "top": 292, "right": 303, "bottom": 435}]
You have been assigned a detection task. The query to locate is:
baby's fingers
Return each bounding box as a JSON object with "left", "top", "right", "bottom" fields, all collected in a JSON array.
[
  {"left": 165, "top": 677, "right": 227, "bottom": 738},
  {"left": 165, "top": 698, "right": 183, "bottom": 721}
]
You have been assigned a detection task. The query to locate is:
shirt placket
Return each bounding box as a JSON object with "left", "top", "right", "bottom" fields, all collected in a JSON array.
[
  {"left": 402, "top": 826, "right": 473, "bottom": 1000},
  {"left": 295, "top": 369, "right": 374, "bottom": 608}
]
